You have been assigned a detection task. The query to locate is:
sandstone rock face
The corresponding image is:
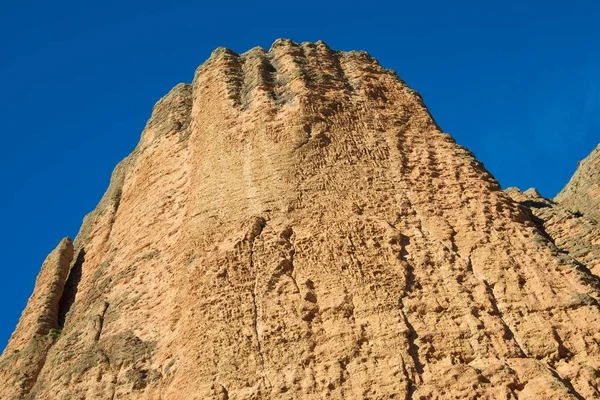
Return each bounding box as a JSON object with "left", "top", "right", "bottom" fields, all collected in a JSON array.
[
  {"left": 556, "top": 145, "right": 600, "bottom": 223},
  {"left": 2, "top": 39, "right": 600, "bottom": 399},
  {"left": 0, "top": 238, "right": 74, "bottom": 399},
  {"left": 506, "top": 185, "right": 600, "bottom": 278}
]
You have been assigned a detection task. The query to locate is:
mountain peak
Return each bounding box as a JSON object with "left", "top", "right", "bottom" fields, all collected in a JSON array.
[{"left": 2, "top": 42, "right": 600, "bottom": 399}]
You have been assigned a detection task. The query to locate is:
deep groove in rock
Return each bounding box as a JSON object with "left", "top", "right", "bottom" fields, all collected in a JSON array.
[
  {"left": 222, "top": 384, "right": 230, "bottom": 400},
  {"left": 548, "top": 368, "right": 586, "bottom": 400},
  {"left": 58, "top": 248, "right": 85, "bottom": 328},
  {"left": 95, "top": 301, "right": 110, "bottom": 341},
  {"left": 401, "top": 357, "right": 416, "bottom": 400},
  {"left": 399, "top": 304, "right": 424, "bottom": 376},
  {"left": 481, "top": 279, "right": 527, "bottom": 357},
  {"left": 247, "top": 217, "right": 271, "bottom": 389}
]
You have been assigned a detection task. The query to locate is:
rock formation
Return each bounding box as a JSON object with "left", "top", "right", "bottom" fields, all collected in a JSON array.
[
  {"left": 556, "top": 145, "right": 600, "bottom": 222},
  {"left": 506, "top": 184, "right": 600, "bottom": 278},
  {"left": 1, "top": 39, "right": 600, "bottom": 399}
]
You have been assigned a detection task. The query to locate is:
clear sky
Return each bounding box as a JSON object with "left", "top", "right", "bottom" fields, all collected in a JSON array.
[{"left": 1, "top": 1, "right": 598, "bottom": 350}]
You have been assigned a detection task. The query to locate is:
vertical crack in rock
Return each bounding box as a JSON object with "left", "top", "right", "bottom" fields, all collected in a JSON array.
[
  {"left": 280, "top": 227, "right": 301, "bottom": 295},
  {"left": 246, "top": 216, "right": 270, "bottom": 389},
  {"left": 95, "top": 301, "right": 110, "bottom": 342},
  {"left": 400, "top": 357, "right": 416, "bottom": 400},
  {"left": 397, "top": 297, "right": 424, "bottom": 377},
  {"left": 549, "top": 368, "right": 586, "bottom": 400},
  {"left": 57, "top": 248, "right": 85, "bottom": 328},
  {"left": 481, "top": 278, "right": 527, "bottom": 357},
  {"left": 396, "top": 229, "right": 423, "bottom": 396}
]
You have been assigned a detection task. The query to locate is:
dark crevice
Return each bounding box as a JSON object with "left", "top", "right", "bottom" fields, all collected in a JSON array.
[
  {"left": 521, "top": 200, "right": 552, "bottom": 209},
  {"left": 95, "top": 302, "right": 110, "bottom": 341},
  {"left": 527, "top": 213, "right": 557, "bottom": 245},
  {"left": 401, "top": 359, "right": 416, "bottom": 400},
  {"left": 547, "top": 368, "right": 586, "bottom": 400},
  {"left": 551, "top": 329, "right": 572, "bottom": 361},
  {"left": 58, "top": 248, "right": 86, "bottom": 329},
  {"left": 572, "top": 260, "right": 600, "bottom": 292},
  {"left": 522, "top": 202, "right": 600, "bottom": 289},
  {"left": 401, "top": 308, "right": 424, "bottom": 376},
  {"left": 481, "top": 280, "right": 527, "bottom": 357},
  {"left": 395, "top": 230, "right": 423, "bottom": 395},
  {"left": 220, "top": 384, "right": 230, "bottom": 400}
]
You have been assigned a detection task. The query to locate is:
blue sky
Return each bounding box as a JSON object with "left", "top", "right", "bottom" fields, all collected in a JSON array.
[{"left": 0, "top": 1, "right": 598, "bottom": 350}]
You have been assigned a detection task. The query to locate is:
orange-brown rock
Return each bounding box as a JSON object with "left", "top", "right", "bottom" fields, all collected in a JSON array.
[
  {"left": 506, "top": 185, "right": 600, "bottom": 278},
  {"left": 556, "top": 145, "right": 600, "bottom": 222},
  {"left": 0, "top": 238, "right": 74, "bottom": 399},
  {"left": 2, "top": 39, "right": 600, "bottom": 399}
]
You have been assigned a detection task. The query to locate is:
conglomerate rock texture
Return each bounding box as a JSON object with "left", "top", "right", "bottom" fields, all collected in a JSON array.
[
  {"left": 556, "top": 145, "right": 600, "bottom": 223},
  {"left": 505, "top": 185, "right": 600, "bottom": 278},
  {"left": 2, "top": 39, "right": 600, "bottom": 399}
]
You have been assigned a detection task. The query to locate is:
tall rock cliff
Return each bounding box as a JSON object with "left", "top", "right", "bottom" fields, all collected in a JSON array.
[{"left": 2, "top": 39, "right": 600, "bottom": 399}]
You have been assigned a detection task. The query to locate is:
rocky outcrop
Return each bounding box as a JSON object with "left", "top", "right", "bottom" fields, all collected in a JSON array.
[
  {"left": 2, "top": 39, "right": 600, "bottom": 399},
  {"left": 506, "top": 186, "right": 600, "bottom": 279},
  {"left": 0, "top": 238, "right": 74, "bottom": 399},
  {"left": 556, "top": 145, "right": 600, "bottom": 222}
]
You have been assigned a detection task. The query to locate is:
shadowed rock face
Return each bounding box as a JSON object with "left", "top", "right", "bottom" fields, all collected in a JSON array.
[{"left": 2, "top": 39, "right": 600, "bottom": 399}]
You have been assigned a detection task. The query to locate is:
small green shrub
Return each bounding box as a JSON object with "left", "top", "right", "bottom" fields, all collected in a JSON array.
[{"left": 48, "top": 328, "right": 62, "bottom": 339}]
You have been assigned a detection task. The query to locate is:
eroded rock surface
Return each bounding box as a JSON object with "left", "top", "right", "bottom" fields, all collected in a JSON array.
[
  {"left": 506, "top": 185, "right": 600, "bottom": 278},
  {"left": 0, "top": 238, "right": 74, "bottom": 399},
  {"left": 556, "top": 145, "right": 600, "bottom": 223},
  {"left": 2, "top": 40, "right": 600, "bottom": 399}
]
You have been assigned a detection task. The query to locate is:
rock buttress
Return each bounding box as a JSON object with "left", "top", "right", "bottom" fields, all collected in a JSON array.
[{"left": 0, "top": 237, "right": 74, "bottom": 399}]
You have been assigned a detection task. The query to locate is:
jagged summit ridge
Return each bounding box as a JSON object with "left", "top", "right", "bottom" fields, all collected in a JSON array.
[
  {"left": 192, "top": 38, "right": 406, "bottom": 113},
  {"left": 2, "top": 40, "right": 600, "bottom": 399}
]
